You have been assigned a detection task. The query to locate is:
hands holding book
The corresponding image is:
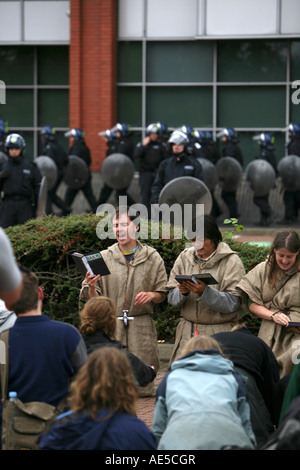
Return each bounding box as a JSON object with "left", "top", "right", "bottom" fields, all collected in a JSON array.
[
  {"left": 177, "top": 279, "right": 207, "bottom": 296},
  {"left": 85, "top": 271, "right": 101, "bottom": 298}
]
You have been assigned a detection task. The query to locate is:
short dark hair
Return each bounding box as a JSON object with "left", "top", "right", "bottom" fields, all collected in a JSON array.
[
  {"left": 9, "top": 267, "right": 39, "bottom": 315},
  {"left": 187, "top": 214, "right": 222, "bottom": 248}
]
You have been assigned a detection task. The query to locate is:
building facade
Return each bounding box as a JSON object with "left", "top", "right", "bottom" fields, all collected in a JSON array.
[{"left": 0, "top": 0, "right": 299, "bottom": 170}]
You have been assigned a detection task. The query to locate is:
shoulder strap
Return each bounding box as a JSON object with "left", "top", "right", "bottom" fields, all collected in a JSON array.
[{"left": 0, "top": 328, "right": 10, "bottom": 401}]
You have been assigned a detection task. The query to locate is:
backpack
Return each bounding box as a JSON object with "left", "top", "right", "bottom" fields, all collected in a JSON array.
[{"left": 0, "top": 329, "right": 64, "bottom": 450}]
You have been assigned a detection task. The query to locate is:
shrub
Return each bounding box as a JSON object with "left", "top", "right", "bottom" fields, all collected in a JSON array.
[{"left": 5, "top": 214, "right": 270, "bottom": 340}]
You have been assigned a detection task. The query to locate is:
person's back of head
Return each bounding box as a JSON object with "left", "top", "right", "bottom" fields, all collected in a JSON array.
[
  {"left": 7, "top": 266, "right": 40, "bottom": 315},
  {"left": 68, "top": 347, "right": 138, "bottom": 418},
  {"left": 181, "top": 334, "right": 224, "bottom": 358},
  {"left": 79, "top": 296, "right": 116, "bottom": 339}
]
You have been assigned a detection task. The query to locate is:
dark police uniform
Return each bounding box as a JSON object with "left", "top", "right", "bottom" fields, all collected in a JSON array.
[
  {"left": 281, "top": 136, "right": 300, "bottom": 223},
  {"left": 134, "top": 138, "right": 168, "bottom": 211},
  {"left": 253, "top": 145, "right": 278, "bottom": 226},
  {"left": 98, "top": 135, "right": 135, "bottom": 206},
  {"left": 0, "top": 155, "right": 41, "bottom": 228},
  {"left": 221, "top": 141, "right": 243, "bottom": 219},
  {"left": 150, "top": 152, "right": 204, "bottom": 204},
  {"left": 64, "top": 139, "right": 98, "bottom": 213},
  {"left": 42, "top": 138, "right": 71, "bottom": 215}
]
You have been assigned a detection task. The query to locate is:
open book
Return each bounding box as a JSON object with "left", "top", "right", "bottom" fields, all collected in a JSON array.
[
  {"left": 175, "top": 273, "right": 218, "bottom": 285},
  {"left": 71, "top": 252, "right": 110, "bottom": 277}
]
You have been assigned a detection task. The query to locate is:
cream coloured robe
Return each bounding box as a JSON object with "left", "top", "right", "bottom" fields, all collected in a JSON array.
[
  {"left": 237, "top": 261, "right": 300, "bottom": 377},
  {"left": 80, "top": 241, "right": 167, "bottom": 375},
  {"left": 166, "top": 242, "right": 246, "bottom": 362}
]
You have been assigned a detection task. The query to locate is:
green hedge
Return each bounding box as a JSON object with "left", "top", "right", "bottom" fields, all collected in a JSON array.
[{"left": 5, "top": 214, "right": 270, "bottom": 341}]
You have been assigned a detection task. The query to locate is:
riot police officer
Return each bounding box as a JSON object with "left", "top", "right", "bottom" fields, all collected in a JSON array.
[
  {"left": 217, "top": 127, "right": 243, "bottom": 219},
  {"left": 279, "top": 123, "right": 300, "bottom": 224},
  {"left": 134, "top": 123, "right": 169, "bottom": 212},
  {"left": 0, "top": 134, "right": 42, "bottom": 228},
  {"left": 40, "top": 125, "right": 71, "bottom": 216},
  {"left": 98, "top": 122, "right": 135, "bottom": 206},
  {"left": 64, "top": 128, "right": 98, "bottom": 213},
  {"left": 252, "top": 132, "right": 277, "bottom": 226},
  {"left": 193, "top": 130, "right": 220, "bottom": 165},
  {"left": 150, "top": 130, "right": 204, "bottom": 204}
]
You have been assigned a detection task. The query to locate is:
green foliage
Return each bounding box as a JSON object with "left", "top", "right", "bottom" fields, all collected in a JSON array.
[
  {"left": 222, "top": 217, "right": 245, "bottom": 240},
  {"left": 5, "top": 214, "right": 270, "bottom": 341}
]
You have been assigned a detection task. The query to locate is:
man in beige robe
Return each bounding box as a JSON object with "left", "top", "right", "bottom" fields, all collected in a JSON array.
[{"left": 80, "top": 208, "right": 167, "bottom": 395}]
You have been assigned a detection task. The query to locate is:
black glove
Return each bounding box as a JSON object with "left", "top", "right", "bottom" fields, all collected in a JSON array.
[{"left": 0, "top": 169, "right": 10, "bottom": 180}]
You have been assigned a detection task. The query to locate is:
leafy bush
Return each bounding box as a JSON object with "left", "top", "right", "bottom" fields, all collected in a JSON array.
[{"left": 5, "top": 214, "right": 270, "bottom": 340}]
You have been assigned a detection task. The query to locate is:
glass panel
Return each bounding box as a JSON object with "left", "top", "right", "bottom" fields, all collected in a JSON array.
[
  {"left": 22, "top": 132, "right": 34, "bottom": 162},
  {"left": 217, "top": 40, "right": 287, "bottom": 82},
  {"left": 117, "top": 87, "right": 142, "bottom": 126},
  {"left": 38, "top": 89, "right": 69, "bottom": 128},
  {"left": 38, "top": 46, "right": 69, "bottom": 85},
  {"left": 146, "top": 87, "right": 213, "bottom": 128},
  {"left": 147, "top": 42, "right": 213, "bottom": 83},
  {"left": 118, "top": 42, "right": 142, "bottom": 83},
  {"left": 290, "top": 40, "right": 300, "bottom": 82},
  {"left": 0, "top": 1, "right": 21, "bottom": 42},
  {"left": 4, "top": 89, "right": 34, "bottom": 127},
  {"left": 217, "top": 86, "right": 286, "bottom": 128},
  {"left": 0, "top": 47, "right": 34, "bottom": 85}
]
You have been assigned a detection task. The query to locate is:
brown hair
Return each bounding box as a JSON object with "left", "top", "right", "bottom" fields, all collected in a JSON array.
[
  {"left": 68, "top": 347, "right": 138, "bottom": 419},
  {"left": 267, "top": 230, "right": 300, "bottom": 286},
  {"left": 180, "top": 335, "right": 224, "bottom": 358},
  {"left": 79, "top": 296, "right": 116, "bottom": 339},
  {"left": 9, "top": 267, "right": 39, "bottom": 315}
]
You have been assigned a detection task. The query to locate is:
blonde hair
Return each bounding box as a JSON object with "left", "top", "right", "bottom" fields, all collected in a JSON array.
[
  {"left": 68, "top": 347, "right": 138, "bottom": 419},
  {"left": 181, "top": 335, "right": 223, "bottom": 357},
  {"left": 79, "top": 296, "right": 116, "bottom": 339}
]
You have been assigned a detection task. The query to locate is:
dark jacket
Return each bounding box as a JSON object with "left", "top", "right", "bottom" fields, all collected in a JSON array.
[
  {"left": 151, "top": 153, "right": 204, "bottom": 203},
  {"left": 222, "top": 142, "right": 243, "bottom": 166},
  {"left": 106, "top": 137, "right": 134, "bottom": 160},
  {"left": 256, "top": 146, "right": 278, "bottom": 176},
  {"left": 83, "top": 330, "right": 156, "bottom": 387},
  {"left": 287, "top": 137, "right": 300, "bottom": 157},
  {"left": 43, "top": 139, "right": 68, "bottom": 170},
  {"left": 39, "top": 408, "right": 157, "bottom": 450},
  {"left": 0, "top": 156, "right": 41, "bottom": 203},
  {"left": 134, "top": 139, "right": 168, "bottom": 172},
  {"left": 69, "top": 141, "right": 91, "bottom": 167}
]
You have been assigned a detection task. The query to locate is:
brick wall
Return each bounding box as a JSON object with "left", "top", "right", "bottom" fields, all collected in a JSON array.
[{"left": 69, "top": 0, "right": 117, "bottom": 171}]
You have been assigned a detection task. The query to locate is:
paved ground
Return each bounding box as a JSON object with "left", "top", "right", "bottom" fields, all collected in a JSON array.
[{"left": 136, "top": 343, "right": 173, "bottom": 430}]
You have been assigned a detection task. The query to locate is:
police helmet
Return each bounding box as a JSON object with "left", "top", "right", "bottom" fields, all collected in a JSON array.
[
  {"left": 288, "top": 123, "right": 300, "bottom": 137},
  {"left": 41, "top": 126, "right": 56, "bottom": 139},
  {"left": 178, "top": 125, "right": 195, "bottom": 141},
  {"left": 253, "top": 132, "right": 275, "bottom": 147},
  {"left": 156, "top": 122, "right": 168, "bottom": 137},
  {"left": 64, "top": 128, "right": 85, "bottom": 140},
  {"left": 5, "top": 133, "right": 25, "bottom": 150},
  {"left": 146, "top": 123, "right": 159, "bottom": 136},
  {"left": 217, "top": 127, "right": 237, "bottom": 141},
  {"left": 168, "top": 130, "right": 189, "bottom": 146},
  {"left": 0, "top": 119, "right": 8, "bottom": 136},
  {"left": 196, "top": 130, "right": 213, "bottom": 142},
  {"left": 111, "top": 123, "right": 131, "bottom": 137}
]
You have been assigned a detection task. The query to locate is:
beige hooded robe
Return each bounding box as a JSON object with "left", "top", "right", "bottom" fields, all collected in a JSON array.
[
  {"left": 237, "top": 261, "right": 300, "bottom": 377},
  {"left": 80, "top": 241, "right": 168, "bottom": 374},
  {"left": 166, "top": 241, "right": 246, "bottom": 362}
]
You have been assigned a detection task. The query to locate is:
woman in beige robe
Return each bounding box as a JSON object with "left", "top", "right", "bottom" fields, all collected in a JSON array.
[
  {"left": 237, "top": 230, "right": 300, "bottom": 377},
  {"left": 167, "top": 215, "right": 246, "bottom": 363}
]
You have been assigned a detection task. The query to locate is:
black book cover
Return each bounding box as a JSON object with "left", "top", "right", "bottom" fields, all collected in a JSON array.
[
  {"left": 71, "top": 252, "right": 110, "bottom": 276},
  {"left": 175, "top": 273, "right": 218, "bottom": 285}
]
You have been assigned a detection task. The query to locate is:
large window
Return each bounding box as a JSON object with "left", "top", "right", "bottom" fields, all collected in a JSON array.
[
  {"left": 117, "top": 39, "right": 300, "bottom": 166},
  {"left": 0, "top": 45, "right": 69, "bottom": 159}
]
